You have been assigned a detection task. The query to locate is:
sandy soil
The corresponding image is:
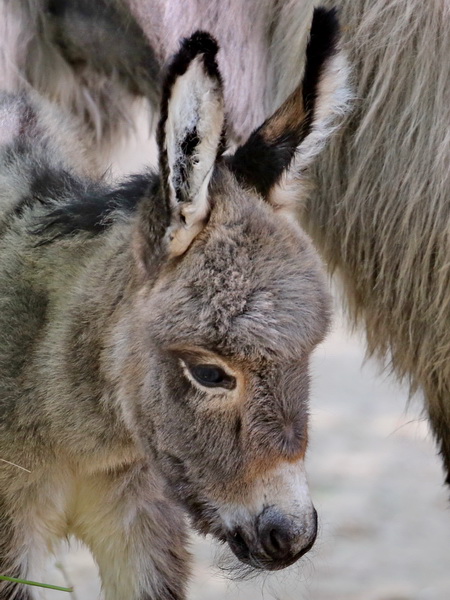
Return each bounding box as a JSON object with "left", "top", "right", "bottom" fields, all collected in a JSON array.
[{"left": 42, "top": 308, "right": 450, "bottom": 600}]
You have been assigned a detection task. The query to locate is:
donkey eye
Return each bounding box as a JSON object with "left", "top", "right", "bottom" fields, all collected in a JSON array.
[{"left": 188, "top": 364, "right": 236, "bottom": 390}]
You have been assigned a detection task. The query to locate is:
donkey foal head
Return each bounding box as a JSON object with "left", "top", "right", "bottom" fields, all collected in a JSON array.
[{"left": 115, "top": 9, "right": 347, "bottom": 571}]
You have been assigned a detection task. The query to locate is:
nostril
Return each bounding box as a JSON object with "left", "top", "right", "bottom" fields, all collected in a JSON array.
[
  {"left": 233, "top": 530, "right": 246, "bottom": 551},
  {"left": 269, "top": 529, "right": 281, "bottom": 552},
  {"left": 227, "top": 528, "right": 251, "bottom": 561},
  {"left": 260, "top": 523, "right": 291, "bottom": 559}
]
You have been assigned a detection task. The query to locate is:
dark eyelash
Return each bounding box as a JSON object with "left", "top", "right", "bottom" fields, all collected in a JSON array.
[{"left": 186, "top": 363, "right": 236, "bottom": 390}]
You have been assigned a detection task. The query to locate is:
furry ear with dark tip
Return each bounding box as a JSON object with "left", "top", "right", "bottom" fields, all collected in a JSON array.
[
  {"left": 228, "top": 7, "right": 350, "bottom": 214},
  {"left": 157, "top": 31, "right": 225, "bottom": 257}
]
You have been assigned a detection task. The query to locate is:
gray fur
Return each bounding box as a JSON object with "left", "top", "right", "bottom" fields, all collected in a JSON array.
[{"left": 0, "top": 23, "right": 345, "bottom": 598}]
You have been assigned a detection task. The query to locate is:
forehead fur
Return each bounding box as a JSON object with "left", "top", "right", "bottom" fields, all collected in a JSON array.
[{"left": 146, "top": 167, "right": 330, "bottom": 360}]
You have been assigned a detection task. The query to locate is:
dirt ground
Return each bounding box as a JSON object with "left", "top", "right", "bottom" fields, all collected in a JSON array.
[{"left": 43, "top": 307, "right": 450, "bottom": 600}]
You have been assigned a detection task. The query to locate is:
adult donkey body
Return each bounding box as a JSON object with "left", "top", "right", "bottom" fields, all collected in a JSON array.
[
  {"left": 0, "top": 11, "right": 348, "bottom": 600},
  {"left": 4, "top": 0, "right": 450, "bottom": 486}
]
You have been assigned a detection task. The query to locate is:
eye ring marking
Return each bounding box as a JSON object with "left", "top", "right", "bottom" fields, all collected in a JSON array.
[{"left": 185, "top": 362, "right": 236, "bottom": 390}]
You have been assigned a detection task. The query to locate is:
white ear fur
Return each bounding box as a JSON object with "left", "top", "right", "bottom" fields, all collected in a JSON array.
[
  {"left": 164, "top": 55, "right": 224, "bottom": 256},
  {"left": 269, "top": 51, "right": 351, "bottom": 215}
]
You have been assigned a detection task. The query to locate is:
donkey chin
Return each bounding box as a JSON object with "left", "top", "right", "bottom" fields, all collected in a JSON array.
[{"left": 163, "top": 453, "right": 318, "bottom": 572}]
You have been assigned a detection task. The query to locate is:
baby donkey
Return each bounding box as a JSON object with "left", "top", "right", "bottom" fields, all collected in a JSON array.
[{"left": 0, "top": 8, "right": 347, "bottom": 600}]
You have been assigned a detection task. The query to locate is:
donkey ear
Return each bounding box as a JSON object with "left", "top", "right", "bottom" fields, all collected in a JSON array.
[
  {"left": 229, "top": 7, "right": 350, "bottom": 210},
  {"left": 157, "top": 32, "right": 225, "bottom": 257}
]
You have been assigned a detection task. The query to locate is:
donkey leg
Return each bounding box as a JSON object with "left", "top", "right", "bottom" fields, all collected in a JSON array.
[{"left": 73, "top": 462, "right": 191, "bottom": 600}]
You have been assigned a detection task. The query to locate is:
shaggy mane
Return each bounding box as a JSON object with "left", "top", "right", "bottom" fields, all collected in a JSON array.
[{"left": 34, "top": 171, "right": 157, "bottom": 241}]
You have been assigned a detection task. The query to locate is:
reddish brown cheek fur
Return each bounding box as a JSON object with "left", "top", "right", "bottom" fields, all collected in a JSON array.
[
  {"left": 243, "top": 434, "right": 308, "bottom": 480},
  {"left": 237, "top": 399, "right": 309, "bottom": 485},
  {"left": 213, "top": 446, "right": 309, "bottom": 505}
]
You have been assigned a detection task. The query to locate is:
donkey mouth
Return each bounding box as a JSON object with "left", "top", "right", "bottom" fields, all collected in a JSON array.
[
  {"left": 225, "top": 506, "right": 318, "bottom": 571},
  {"left": 226, "top": 528, "right": 316, "bottom": 571}
]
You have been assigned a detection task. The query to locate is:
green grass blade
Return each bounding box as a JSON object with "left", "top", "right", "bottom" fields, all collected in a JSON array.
[{"left": 0, "top": 574, "right": 73, "bottom": 592}]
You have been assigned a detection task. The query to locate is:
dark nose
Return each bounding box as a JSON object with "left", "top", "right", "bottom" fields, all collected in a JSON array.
[
  {"left": 259, "top": 515, "right": 298, "bottom": 561},
  {"left": 227, "top": 507, "right": 318, "bottom": 570}
]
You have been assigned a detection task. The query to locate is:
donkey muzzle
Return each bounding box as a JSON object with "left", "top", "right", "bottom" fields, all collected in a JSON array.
[{"left": 226, "top": 505, "right": 318, "bottom": 570}]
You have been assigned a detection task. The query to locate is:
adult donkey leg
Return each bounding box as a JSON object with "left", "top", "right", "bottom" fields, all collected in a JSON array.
[{"left": 73, "top": 461, "right": 191, "bottom": 600}]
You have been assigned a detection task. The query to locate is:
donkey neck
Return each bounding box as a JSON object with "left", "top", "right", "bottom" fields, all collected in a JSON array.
[{"left": 31, "top": 221, "right": 148, "bottom": 467}]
